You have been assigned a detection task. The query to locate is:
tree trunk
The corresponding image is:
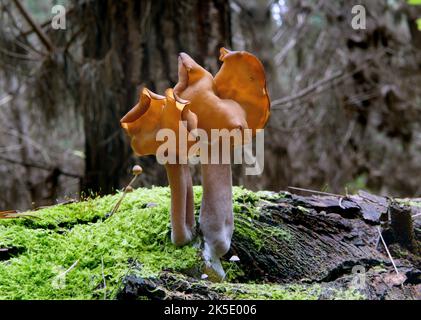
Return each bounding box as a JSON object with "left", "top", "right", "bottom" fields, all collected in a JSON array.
[{"left": 76, "top": 0, "right": 231, "bottom": 194}]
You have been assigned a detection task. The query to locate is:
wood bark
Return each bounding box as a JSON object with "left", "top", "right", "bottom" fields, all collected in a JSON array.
[
  {"left": 118, "top": 190, "right": 421, "bottom": 300},
  {"left": 389, "top": 201, "right": 420, "bottom": 255}
]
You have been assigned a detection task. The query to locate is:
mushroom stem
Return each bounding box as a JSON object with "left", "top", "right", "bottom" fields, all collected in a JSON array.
[
  {"left": 165, "top": 163, "right": 195, "bottom": 246},
  {"left": 199, "top": 163, "right": 234, "bottom": 281}
]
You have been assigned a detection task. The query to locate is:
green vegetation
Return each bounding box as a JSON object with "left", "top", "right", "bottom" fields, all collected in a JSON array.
[
  {"left": 345, "top": 174, "right": 368, "bottom": 194},
  {"left": 408, "top": 0, "right": 421, "bottom": 30},
  {"left": 0, "top": 186, "right": 364, "bottom": 300},
  {"left": 395, "top": 198, "right": 421, "bottom": 208},
  {"left": 0, "top": 187, "right": 197, "bottom": 299},
  {"left": 223, "top": 284, "right": 364, "bottom": 300},
  {"left": 216, "top": 283, "right": 322, "bottom": 300}
]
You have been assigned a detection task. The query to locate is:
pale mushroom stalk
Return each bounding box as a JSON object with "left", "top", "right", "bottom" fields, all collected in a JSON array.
[
  {"left": 185, "top": 165, "right": 196, "bottom": 231},
  {"left": 165, "top": 163, "right": 195, "bottom": 247},
  {"left": 199, "top": 163, "right": 234, "bottom": 280}
]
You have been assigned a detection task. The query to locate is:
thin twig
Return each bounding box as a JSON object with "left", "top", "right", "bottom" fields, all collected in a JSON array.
[
  {"left": 287, "top": 186, "right": 343, "bottom": 197},
  {"left": 272, "top": 70, "right": 344, "bottom": 108},
  {"left": 0, "top": 210, "right": 40, "bottom": 219},
  {"left": 0, "top": 47, "right": 40, "bottom": 61},
  {"left": 12, "top": 0, "right": 54, "bottom": 52},
  {"left": 377, "top": 226, "right": 399, "bottom": 275},
  {"left": 272, "top": 50, "right": 387, "bottom": 110}
]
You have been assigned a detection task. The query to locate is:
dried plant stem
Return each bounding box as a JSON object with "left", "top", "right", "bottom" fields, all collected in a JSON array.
[
  {"left": 287, "top": 186, "right": 343, "bottom": 197},
  {"left": 377, "top": 226, "right": 399, "bottom": 275},
  {"left": 59, "top": 260, "right": 79, "bottom": 277}
]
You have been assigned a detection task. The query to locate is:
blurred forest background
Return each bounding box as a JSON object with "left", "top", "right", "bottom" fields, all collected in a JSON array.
[{"left": 0, "top": 0, "right": 420, "bottom": 211}]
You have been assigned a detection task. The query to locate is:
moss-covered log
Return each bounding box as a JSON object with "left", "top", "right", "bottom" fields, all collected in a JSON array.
[{"left": 0, "top": 187, "right": 420, "bottom": 300}]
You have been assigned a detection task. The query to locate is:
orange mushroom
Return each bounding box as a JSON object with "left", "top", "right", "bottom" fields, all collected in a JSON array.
[
  {"left": 120, "top": 88, "right": 166, "bottom": 156},
  {"left": 160, "top": 88, "right": 198, "bottom": 161},
  {"left": 121, "top": 48, "right": 270, "bottom": 281},
  {"left": 174, "top": 52, "right": 249, "bottom": 138},
  {"left": 214, "top": 47, "right": 271, "bottom": 135},
  {"left": 121, "top": 87, "right": 197, "bottom": 247},
  {"left": 172, "top": 50, "right": 270, "bottom": 281},
  {"left": 161, "top": 89, "right": 197, "bottom": 245}
]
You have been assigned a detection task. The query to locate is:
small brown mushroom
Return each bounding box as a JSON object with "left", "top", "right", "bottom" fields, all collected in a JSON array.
[{"left": 132, "top": 165, "right": 143, "bottom": 176}]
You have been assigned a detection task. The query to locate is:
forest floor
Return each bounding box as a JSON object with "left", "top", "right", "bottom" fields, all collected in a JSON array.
[{"left": 0, "top": 187, "right": 420, "bottom": 300}]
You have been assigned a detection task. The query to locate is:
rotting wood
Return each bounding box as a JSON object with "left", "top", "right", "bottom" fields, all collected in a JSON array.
[
  {"left": 389, "top": 201, "right": 420, "bottom": 255},
  {"left": 119, "top": 190, "right": 421, "bottom": 300}
]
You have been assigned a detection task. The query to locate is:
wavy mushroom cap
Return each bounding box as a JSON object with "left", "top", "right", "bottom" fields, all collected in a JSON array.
[
  {"left": 160, "top": 88, "right": 198, "bottom": 158},
  {"left": 174, "top": 52, "right": 248, "bottom": 138},
  {"left": 120, "top": 88, "right": 166, "bottom": 156},
  {"left": 174, "top": 52, "right": 214, "bottom": 95},
  {"left": 214, "top": 47, "right": 271, "bottom": 134}
]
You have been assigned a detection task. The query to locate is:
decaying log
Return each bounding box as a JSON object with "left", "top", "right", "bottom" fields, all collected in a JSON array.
[
  {"left": 119, "top": 190, "right": 421, "bottom": 300},
  {"left": 389, "top": 201, "right": 420, "bottom": 255}
]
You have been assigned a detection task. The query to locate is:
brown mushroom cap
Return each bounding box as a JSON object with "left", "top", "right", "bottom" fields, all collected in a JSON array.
[
  {"left": 120, "top": 88, "right": 165, "bottom": 156},
  {"left": 214, "top": 47, "right": 271, "bottom": 134},
  {"left": 174, "top": 52, "right": 248, "bottom": 138},
  {"left": 161, "top": 88, "right": 198, "bottom": 159}
]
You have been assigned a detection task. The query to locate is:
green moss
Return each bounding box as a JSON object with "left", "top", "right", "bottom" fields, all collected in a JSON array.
[
  {"left": 0, "top": 187, "right": 197, "bottom": 299},
  {"left": 328, "top": 288, "right": 365, "bottom": 300},
  {"left": 0, "top": 186, "right": 353, "bottom": 300},
  {"left": 213, "top": 283, "right": 322, "bottom": 300},
  {"left": 0, "top": 186, "right": 269, "bottom": 299},
  {"left": 233, "top": 192, "right": 292, "bottom": 251},
  {"left": 222, "top": 261, "right": 245, "bottom": 282},
  {"left": 213, "top": 283, "right": 365, "bottom": 300},
  {"left": 395, "top": 198, "right": 421, "bottom": 208}
]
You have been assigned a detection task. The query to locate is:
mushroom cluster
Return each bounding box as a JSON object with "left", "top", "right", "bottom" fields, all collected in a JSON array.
[{"left": 121, "top": 48, "right": 270, "bottom": 280}]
